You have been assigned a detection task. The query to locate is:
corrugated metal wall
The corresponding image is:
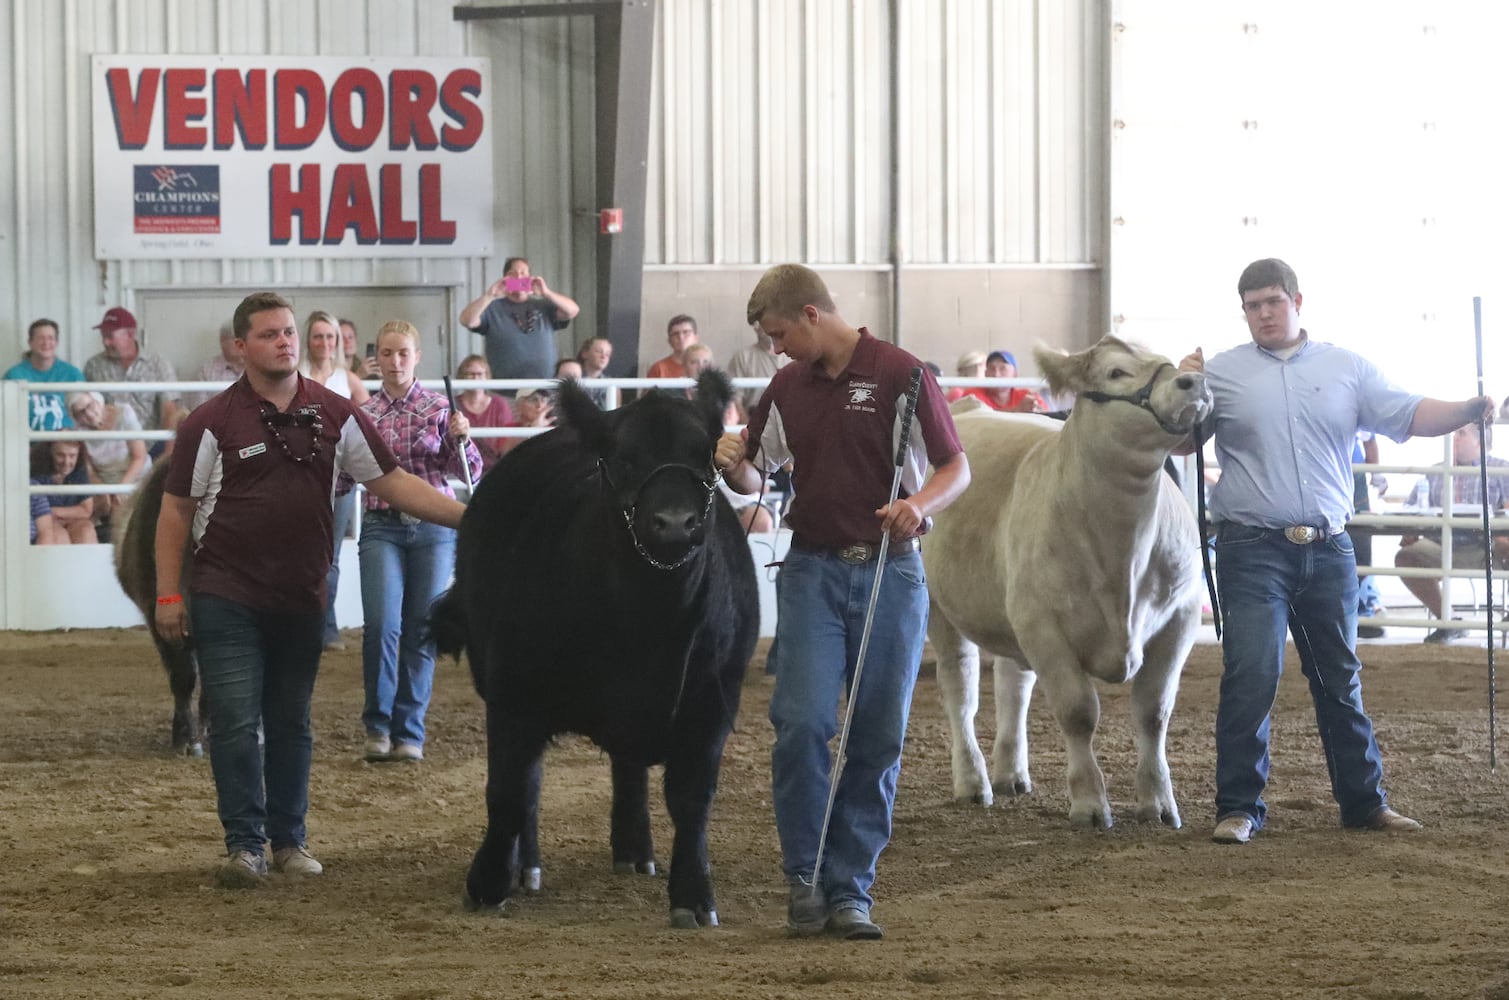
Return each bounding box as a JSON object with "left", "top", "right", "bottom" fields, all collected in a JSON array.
[
  {"left": 0, "top": 0, "right": 595, "bottom": 363},
  {"left": 645, "top": 0, "right": 1106, "bottom": 266}
]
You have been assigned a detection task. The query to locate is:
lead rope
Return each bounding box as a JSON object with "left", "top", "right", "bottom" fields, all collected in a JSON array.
[{"left": 1194, "top": 423, "right": 1221, "bottom": 639}]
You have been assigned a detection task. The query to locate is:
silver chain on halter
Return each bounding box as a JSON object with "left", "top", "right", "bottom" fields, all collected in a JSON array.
[{"left": 603, "top": 461, "right": 724, "bottom": 572}]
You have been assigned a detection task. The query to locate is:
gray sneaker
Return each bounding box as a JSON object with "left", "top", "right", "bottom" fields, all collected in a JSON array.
[
  {"left": 827, "top": 903, "right": 883, "bottom": 940},
  {"left": 1424, "top": 626, "right": 1464, "bottom": 645},
  {"left": 786, "top": 885, "right": 827, "bottom": 937},
  {"left": 273, "top": 845, "right": 324, "bottom": 876},
  {"left": 217, "top": 849, "right": 269, "bottom": 889}
]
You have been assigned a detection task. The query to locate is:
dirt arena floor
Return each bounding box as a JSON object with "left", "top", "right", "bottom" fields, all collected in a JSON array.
[{"left": 3, "top": 628, "right": 1509, "bottom": 1000}]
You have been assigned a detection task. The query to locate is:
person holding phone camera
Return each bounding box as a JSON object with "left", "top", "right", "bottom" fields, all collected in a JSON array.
[{"left": 459, "top": 256, "right": 580, "bottom": 386}]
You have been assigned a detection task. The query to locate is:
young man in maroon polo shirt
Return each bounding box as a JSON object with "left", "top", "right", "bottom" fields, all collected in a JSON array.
[
  {"left": 715, "top": 264, "right": 971, "bottom": 939},
  {"left": 154, "top": 291, "right": 467, "bottom": 888}
]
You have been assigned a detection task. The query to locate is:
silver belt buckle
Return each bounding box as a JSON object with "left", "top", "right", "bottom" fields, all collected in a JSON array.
[
  {"left": 837, "top": 543, "right": 874, "bottom": 564},
  {"left": 1283, "top": 525, "right": 1320, "bottom": 544}
]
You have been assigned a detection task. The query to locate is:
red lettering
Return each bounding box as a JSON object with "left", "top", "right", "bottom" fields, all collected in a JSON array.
[
  {"left": 268, "top": 163, "right": 322, "bottom": 244},
  {"left": 418, "top": 164, "right": 456, "bottom": 245},
  {"left": 324, "top": 164, "right": 379, "bottom": 244},
  {"left": 212, "top": 68, "right": 268, "bottom": 149},
  {"left": 388, "top": 70, "right": 439, "bottom": 150},
  {"left": 329, "top": 69, "right": 385, "bottom": 152},
  {"left": 438, "top": 69, "right": 484, "bottom": 151},
  {"left": 106, "top": 67, "right": 159, "bottom": 150},
  {"left": 273, "top": 69, "right": 326, "bottom": 150},
  {"left": 162, "top": 68, "right": 209, "bottom": 149},
  {"left": 379, "top": 164, "right": 417, "bottom": 244}
]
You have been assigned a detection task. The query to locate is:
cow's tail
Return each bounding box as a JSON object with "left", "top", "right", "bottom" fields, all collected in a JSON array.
[{"left": 426, "top": 586, "right": 468, "bottom": 662}]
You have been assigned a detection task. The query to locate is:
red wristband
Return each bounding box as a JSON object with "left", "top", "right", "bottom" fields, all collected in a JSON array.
[{"left": 157, "top": 594, "right": 183, "bottom": 606}]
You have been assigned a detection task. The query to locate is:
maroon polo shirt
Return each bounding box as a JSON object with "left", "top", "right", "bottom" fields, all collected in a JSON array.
[
  {"left": 744, "top": 328, "right": 962, "bottom": 547},
  {"left": 165, "top": 375, "right": 398, "bottom": 613}
]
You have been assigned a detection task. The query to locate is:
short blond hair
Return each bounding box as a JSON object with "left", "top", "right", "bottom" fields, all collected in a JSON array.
[
  {"left": 376, "top": 319, "right": 420, "bottom": 350},
  {"left": 746, "top": 264, "right": 836, "bottom": 327}
]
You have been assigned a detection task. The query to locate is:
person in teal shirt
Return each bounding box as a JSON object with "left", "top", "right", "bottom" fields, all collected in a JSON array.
[{"left": 4, "top": 318, "right": 84, "bottom": 430}]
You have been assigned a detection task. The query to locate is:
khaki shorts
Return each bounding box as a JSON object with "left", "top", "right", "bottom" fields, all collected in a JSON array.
[{"left": 1398, "top": 537, "right": 1492, "bottom": 570}]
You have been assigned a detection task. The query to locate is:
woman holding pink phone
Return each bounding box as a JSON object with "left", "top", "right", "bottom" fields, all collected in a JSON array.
[{"left": 458, "top": 256, "right": 581, "bottom": 387}]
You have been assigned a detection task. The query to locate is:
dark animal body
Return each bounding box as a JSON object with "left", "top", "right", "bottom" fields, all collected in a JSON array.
[
  {"left": 431, "top": 372, "right": 759, "bottom": 928},
  {"left": 113, "top": 459, "right": 204, "bottom": 755}
]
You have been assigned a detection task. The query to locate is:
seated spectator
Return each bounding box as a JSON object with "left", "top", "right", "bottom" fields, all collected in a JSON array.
[
  {"left": 31, "top": 492, "right": 57, "bottom": 545},
  {"left": 948, "top": 350, "right": 987, "bottom": 402},
  {"left": 726, "top": 322, "right": 788, "bottom": 410},
  {"left": 498, "top": 387, "right": 554, "bottom": 458},
  {"left": 646, "top": 314, "right": 698, "bottom": 379},
  {"left": 957, "top": 350, "right": 1047, "bottom": 413},
  {"left": 1395, "top": 424, "right": 1509, "bottom": 643},
  {"left": 681, "top": 343, "right": 715, "bottom": 396},
  {"left": 29, "top": 440, "right": 96, "bottom": 545},
  {"left": 67, "top": 391, "right": 148, "bottom": 527},
  {"left": 5, "top": 318, "right": 85, "bottom": 430},
  {"left": 576, "top": 336, "right": 614, "bottom": 408},
  {"left": 83, "top": 307, "right": 180, "bottom": 457},
  {"left": 555, "top": 357, "right": 584, "bottom": 380},
  {"left": 454, "top": 355, "right": 514, "bottom": 473},
  {"left": 184, "top": 322, "right": 246, "bottom": 411}
]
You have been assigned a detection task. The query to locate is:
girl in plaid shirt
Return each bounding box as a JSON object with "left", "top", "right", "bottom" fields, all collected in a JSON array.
[{"left": 357, "top": 320, "right": 482, "bottom": 762}]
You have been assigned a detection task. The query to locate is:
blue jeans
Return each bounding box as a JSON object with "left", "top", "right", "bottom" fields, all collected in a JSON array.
[
  {"left": 358, "top": 513, "right": 456, "bottom": 747},
  {"left": 322, "top": 489, "right": 358, "bottom": 646},
  {"left": 769, "top": 547, "right": 929, "bottom": 910},
  {"left": 190, "top": 594, "right": 323, "bottom": 855},
  {"left": 1213, "top": 524, "right": 1387, "bottom": 830}
]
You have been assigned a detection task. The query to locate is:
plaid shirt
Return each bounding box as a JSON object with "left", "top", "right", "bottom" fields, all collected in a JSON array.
[
  {"left": 83, "top": 350, "right": 179, "bottom": 429},
  {"left": 1426, "top": 454, "right": 1509, "bottom": 509},
  {"left": 360, "top": 381, "right": 482, "bottom": 510}
]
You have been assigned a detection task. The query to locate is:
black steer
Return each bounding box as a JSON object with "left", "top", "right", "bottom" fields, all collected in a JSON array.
[
  {"left": 431, "top": 371, "right": 759, "bottom": 928},
  {"left": 113, "top": 459, "right": 205, "bottom": 756}
]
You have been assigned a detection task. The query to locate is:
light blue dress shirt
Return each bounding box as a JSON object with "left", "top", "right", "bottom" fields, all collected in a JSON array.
[{"left": 1204, "top": 336, "right": 1421, "bottom": 533}]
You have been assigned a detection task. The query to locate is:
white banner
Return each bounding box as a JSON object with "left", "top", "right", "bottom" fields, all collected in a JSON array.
[{"left": 91, "top": 55, "right": 493, "bottom": 260}]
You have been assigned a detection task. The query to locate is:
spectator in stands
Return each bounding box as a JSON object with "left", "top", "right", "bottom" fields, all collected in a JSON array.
[
  {"left": 948, "top": 350, "right": 988, "bottom": 403},
  {"left": 30, "top": 492, "right": 56, "bottom": 545},
  {"left": 454, "top": 354, "right": 514, "bottom": 473},
  {"left": 5, "top": 318, "right": 84, "bottom": 430},
  {"left": 67, "top": 390, "right": 147, "bottom": 530},
  {"left": 1394, "top": 424, "right": 1509, "bottom": 643},
  {"left": 554, "top": 357, "right": 583, "bottom": 380},
  {"left": 459, "top": 256, "right": 580, "bottom": 383},
  {"left": 303, "top": 311, "right": 371, "bottom": 652},
  {"left": 357, "top": 319, "right": 482, "bottom": 763},
  {"left": 342, "top": 318, "right": 380, "bottom": 379},
  {"left": 184, "top": 322, "right": 246, "bottom": 411},
  {"left": 83, "top": 307, "right": 181, "bottom": 441},
  {"left": 646, "top": 314, "right": 699, "bottom": 379},
  {"left": 29, "top": 440, "right": 95, "bottom": 545},
  {"left": 957, "top": 350, "right": 1047, "bottom": 413},
  {"left": 497, "top": 387, "right": 553, "bottom": 458},
  {"left": 726, "top": 322, "right": 788, "bottom": 410},
  {"left": 681, "top": 343, "right": 715, "bottom": 392},
  {"left": 576, "top": 336, "right": 613, "bottom": 408}
]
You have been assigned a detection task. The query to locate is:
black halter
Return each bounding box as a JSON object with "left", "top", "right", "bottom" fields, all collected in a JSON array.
[
  {"left": 598, "top": 459, "right": 722, "bottom": 571},
  {"left": 1077, "top": 363, "right": 1190, "bottom": 435}
]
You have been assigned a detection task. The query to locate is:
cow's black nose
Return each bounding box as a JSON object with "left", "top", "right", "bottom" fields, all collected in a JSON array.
[
  {"left": 652, "top": 509, "right": 698, "bottom": 543},
  {"left": 1175, "top": 374, "right": 1196, "bottom": 390}
]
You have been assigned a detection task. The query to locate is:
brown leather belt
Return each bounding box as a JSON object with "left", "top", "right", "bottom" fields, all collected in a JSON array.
[{"left": 790, "top": 535, "right": 920, "bottom": 564}]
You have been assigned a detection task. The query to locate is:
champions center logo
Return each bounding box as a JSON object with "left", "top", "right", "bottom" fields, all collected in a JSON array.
[{"left": 133, "top": 165, "right": 221, "bottom": 234}]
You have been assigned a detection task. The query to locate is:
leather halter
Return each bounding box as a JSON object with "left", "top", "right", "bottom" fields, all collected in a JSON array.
[{"left": 1077, "top": 363, "right": 1190, "bottom": 435}]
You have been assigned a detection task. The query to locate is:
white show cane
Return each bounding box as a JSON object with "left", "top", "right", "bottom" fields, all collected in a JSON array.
[
  {"left": 442, "top": 375, "right": 475, "bottom": 500},
  {"left": 807, "top": 366, "right": 925, "bottom": 900},
  {"left": 1473, "top": 296, "right": 1497, "bottom": 770}
]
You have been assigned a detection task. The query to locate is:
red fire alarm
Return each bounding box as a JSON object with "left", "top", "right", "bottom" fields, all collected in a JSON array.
[{"left": 599, "top": 208, "right": 623, "bottom": 235}]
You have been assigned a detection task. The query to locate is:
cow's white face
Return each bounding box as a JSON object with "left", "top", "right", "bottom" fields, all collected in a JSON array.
[{"left": 1038, "top": 336, "right": 1212, "bottom": 437}]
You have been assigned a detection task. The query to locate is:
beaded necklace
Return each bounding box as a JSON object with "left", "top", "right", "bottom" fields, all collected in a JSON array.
[{"left": 259, "top": 402, "right": 324, "bottom": 464}]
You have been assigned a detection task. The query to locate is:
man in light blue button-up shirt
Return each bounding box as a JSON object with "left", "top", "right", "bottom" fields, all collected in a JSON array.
[{"left": 1177, "top": 257, "right": 1495, "bottom": 846}]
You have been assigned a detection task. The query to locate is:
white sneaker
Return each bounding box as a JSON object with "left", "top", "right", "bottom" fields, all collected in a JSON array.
[
  {"left": 364, "top": 734, "right": 392, "bottom": 761},
  {"left": 1212, "top": 814, "right": 1255, "bottom": 844},
  {"left": 217, "top": 849, "right": 269, "bottom": 888},
  {"left": 389, "top": 741, "right": 424, "bottom": 762},
  {"left": 273, "top": 845, "right": 324, "bottom": 876}
]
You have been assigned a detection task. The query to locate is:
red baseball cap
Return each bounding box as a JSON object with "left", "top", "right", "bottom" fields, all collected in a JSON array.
[{"left": 94, "top": 307, "right": 138, "bottom": 334}]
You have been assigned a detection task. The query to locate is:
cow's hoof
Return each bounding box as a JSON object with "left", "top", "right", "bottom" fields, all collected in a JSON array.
[
  {"left": 463, "top": 893, "right": 520, "bottom": 917},
  {"left": 1069, "top": 806, "right": 1113, "bottom": 830},
  {"left": 992, "top": 778, "right": 1032, "bottom": 798},
  {"left": 955, "top": 786, "right": 994, "bottom": 807},
  {"left": 613, "top": 860, "right": 656, "bottom": 876},
  {"left": 173, "top": 742, "right": 204, "bottom": 758},
  {"left": 1136, "top": 804, "right": 1182, "bottom": 829},
  {"left": 520, "top": 867, "right": 542, "bottom": 892},
  {"left": 670, "top": 907, "right": 717, "bottom": 929}
]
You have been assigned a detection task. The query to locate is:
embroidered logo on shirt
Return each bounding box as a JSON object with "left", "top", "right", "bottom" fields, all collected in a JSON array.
[
  {"left": 846, "top": 381, "right": 879, "bottom": 412},
  {"left": 239, "top": 442, "right": 268, "bottom": 460}
]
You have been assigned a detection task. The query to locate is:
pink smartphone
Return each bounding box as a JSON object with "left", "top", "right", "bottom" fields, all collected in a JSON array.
[{"left": 504, "top": 276, "right": 533, "bottom": 294}]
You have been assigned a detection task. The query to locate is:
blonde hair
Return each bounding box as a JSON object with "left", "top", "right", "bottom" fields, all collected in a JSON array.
[
  {"left": 304, "top": 310, "right": 346, "bottom": 363},
  {"left": 376, "top": 319, "right": 421, "bottom": 350},
  {"left": 456, "top": 354, "right": 491, "bottom": 378},
  {"left": 746, "top": 264, "right": 836, "bottom": 326}
]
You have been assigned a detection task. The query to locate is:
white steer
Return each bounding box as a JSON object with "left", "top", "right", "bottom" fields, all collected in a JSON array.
[{"left": 923, "top": 336, "right": 1212, "bottom": 828}]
